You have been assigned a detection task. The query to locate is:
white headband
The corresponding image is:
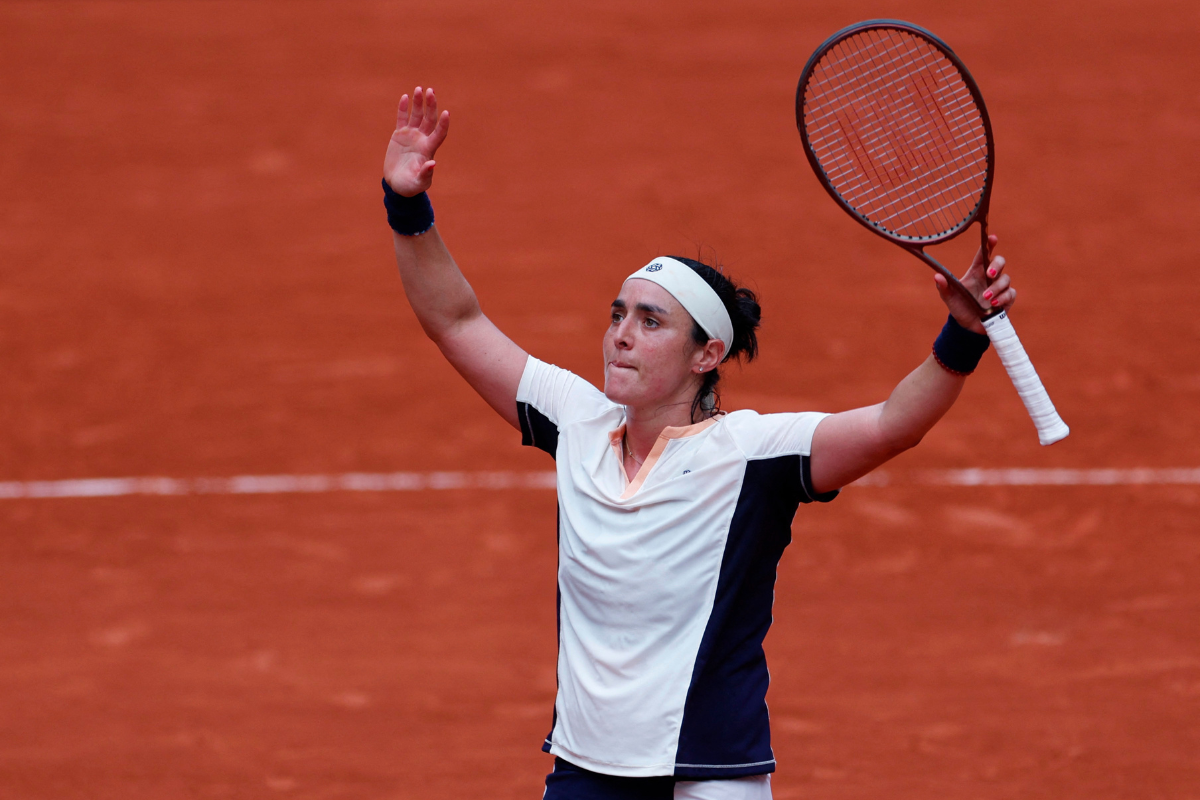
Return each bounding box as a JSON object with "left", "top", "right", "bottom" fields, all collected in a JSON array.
[{"left": 624, "top": 257, "right": 734, "bottom": 358}]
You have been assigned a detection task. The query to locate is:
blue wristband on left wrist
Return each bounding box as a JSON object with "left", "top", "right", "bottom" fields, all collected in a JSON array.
[
  {"left": 932, "top": 314, "right": 990, "bottom": 375},
  {"left": 382, "top": 178, "right": 435, "bottom": 236}
]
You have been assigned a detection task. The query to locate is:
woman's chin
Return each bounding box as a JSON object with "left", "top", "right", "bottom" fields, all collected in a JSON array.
[
  {"left": 603, "top": 385, "right": 629, "bottom": 405},
  {"left": 603, "top": 378, "right": 639, "bottom": 407}
]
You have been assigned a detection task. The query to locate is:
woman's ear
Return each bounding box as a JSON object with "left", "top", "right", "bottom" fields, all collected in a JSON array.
[{"left": 693, "top": 339, "right": 725, "bottom": 373}]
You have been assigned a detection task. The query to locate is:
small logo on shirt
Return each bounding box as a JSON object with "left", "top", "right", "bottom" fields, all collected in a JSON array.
[
  {"left": 646, "top": 263, "right": 663, "bottom": 272},
  {"left": 682, "top": 470, "right": 691, "bottom": 475}
]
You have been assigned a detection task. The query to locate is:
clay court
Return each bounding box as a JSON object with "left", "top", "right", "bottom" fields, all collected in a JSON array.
[{"left": 1, "top": 1, "right": 1197, "bottom": 797}]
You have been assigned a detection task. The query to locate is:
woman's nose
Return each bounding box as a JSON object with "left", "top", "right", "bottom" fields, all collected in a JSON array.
[{"left": 614, "top": 320, "right": 633, "bottom": 349}]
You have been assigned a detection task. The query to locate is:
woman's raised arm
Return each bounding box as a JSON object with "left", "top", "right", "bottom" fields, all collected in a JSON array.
[
  {"left": 385, "top": 88, "right": 527, "bottom": 430},
  {"left": 808, "top": 237, "right": 1015, "bottom": 493}
]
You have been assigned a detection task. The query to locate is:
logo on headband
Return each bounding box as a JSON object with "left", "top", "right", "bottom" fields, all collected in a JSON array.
[{"left": 646, "top": 263, "right": 663, "bottom": 272}]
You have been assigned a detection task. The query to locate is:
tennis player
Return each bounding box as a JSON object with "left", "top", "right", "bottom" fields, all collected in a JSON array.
[{"left": 383, "top": 88, "right": 1016, "bottom": 800}]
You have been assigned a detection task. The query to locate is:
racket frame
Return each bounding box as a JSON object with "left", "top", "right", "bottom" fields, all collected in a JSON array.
[{"left": 796, "top": 19, "right": 995, "bottom": 317}]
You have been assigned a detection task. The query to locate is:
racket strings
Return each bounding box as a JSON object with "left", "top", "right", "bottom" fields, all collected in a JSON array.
[
  {"left": 812, "top": 36, "right": 969, "bottom": 157},
  {"left": 810, "top": 43, "right": 973, "bottom": 234},
  {"left": 844, "top": 34, "right": 972, "bottom": 164},
  {"left": 807, "top": 30, "right": 984, "bottom": 235},
  {"left": 802, "top": 28, "right": 988, "bottom": 239},
  {"left": 809, "top": 34, "right": 985, "bottom": 237},
  {"left": 830, "top": 31, "right": 985, "bottom": 233},
  {"left": 810, "top": 33, "right": 983, "bottom": 235},
  {"left": 817, "top": 37, "right": 981, "bottom": 196}
]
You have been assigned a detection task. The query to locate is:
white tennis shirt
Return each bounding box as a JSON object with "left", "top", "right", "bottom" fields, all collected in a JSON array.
[{"left": 516, "top": 356, "right": 837, "bottom": 779}]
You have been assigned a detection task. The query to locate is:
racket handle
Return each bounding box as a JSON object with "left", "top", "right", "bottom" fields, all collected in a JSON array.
[{"left": 981, "top": 311, "right": 1070, "bottom": 446}]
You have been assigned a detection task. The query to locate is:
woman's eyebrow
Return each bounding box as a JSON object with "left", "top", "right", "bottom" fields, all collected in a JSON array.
[{"left": 611, "top": 298, "right": 668, "bottom": 315}]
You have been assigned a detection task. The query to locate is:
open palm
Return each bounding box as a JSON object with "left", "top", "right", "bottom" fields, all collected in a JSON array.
[{"left": 384, "top": 87, "right": 450, "bottom": 197}]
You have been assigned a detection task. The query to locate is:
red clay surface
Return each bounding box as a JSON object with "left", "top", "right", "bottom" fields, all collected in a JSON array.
[{"left": 1, "top": 1, "right": 1198, "bottom": 798}]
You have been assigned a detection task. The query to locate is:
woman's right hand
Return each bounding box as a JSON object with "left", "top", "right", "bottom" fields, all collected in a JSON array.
[{"left": 384, "top": 87, "right": 450, "bottom": 197}]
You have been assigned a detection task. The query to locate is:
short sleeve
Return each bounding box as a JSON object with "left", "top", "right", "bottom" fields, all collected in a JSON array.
[
  {"left": 726, "top": 410, "right": 830, "bottom": 459},
  {"left": 725, "top": 410, "right": 838, "bottom": 503},
  {"left": 515, "top": 356, "right": 615, "bottom": 457}
]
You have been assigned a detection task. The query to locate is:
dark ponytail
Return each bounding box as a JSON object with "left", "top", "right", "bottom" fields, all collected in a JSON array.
[{"left": 666, "top": 256, "right": 762, "bottom": 422}]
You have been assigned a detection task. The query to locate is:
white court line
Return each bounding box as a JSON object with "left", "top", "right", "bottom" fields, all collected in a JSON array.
[
  {"left": 918, "top": 468, "right": 1200, "bottom": 486},
  {"left": 0, "top": 471, "right": 558, "bottom": 500},
  {"left": 0, "top": 468, "right": 1196, "bottom": 500}
]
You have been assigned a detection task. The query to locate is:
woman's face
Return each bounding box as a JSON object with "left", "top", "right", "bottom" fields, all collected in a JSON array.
[{"left": 603, "top": 279, "right": 720, "bottom": 412}]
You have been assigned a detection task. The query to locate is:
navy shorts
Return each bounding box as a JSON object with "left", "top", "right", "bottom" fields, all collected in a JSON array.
[{"left": 543, "top": 758, "right": 675, "bottom": 800}]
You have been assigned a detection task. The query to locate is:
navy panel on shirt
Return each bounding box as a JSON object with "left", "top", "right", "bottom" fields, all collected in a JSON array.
[
  {"left": 800, "top": 453, "right": 840, "bottom": 503},
  {"left": 519, "top": 400, "right": 565, "bottom": 750},
  {"left": 673, "top": 455, "right": 813, "bottom": 778},
  {"left": 518, "top": 401, "right": 560, "bottom": 458},
  {"left": 542, "top": 579, "right": 564, "bottom": 753}
]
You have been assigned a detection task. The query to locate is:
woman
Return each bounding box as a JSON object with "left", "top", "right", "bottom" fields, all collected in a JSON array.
[{"left": 382, "top": 88, "right": 1015, "bottom": 800}]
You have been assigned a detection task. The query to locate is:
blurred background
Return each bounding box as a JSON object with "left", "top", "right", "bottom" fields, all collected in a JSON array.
[{"left": 1, "top": 1, "right": 1197, "bottom": 798}]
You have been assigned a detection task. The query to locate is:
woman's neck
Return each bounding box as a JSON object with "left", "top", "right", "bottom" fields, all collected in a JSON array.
[{"left": 622, "top": 400, "right": 706, "bottom": 464}]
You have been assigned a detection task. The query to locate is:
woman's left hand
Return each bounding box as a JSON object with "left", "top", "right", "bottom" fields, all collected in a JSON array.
[
  {"left": 384, "top": 87, "right": 450, "bottom": 198},
  {"left": 933, "top": 233, "right": 1016, "bottom": 334}
]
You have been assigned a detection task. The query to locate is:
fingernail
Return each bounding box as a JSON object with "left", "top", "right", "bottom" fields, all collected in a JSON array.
[
  {"left": 983, "top": 290, "right": 993, "bottom": 299},
  {"left": 987, "top": 269, "right": 996, "bottom": 277},
  {"left": 990, "top": 298, "right": 999, "bottom": 306}
]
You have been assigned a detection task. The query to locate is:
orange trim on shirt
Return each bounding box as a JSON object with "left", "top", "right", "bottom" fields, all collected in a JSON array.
[
  {"left": 613, "top": 416, "right": 720, "bottom": 500},
  {"left": 609, "top": 424, "right": 630, "bottom": 484}
]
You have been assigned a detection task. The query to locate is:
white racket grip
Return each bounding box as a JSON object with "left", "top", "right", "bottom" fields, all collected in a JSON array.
[{"left": 981, "top": 311, "right": 1069, "bottom": 445}]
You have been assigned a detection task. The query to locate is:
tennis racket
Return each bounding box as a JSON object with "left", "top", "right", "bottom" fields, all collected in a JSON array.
[{"left": 796, "top": 19, "right": 1069, "bottom": 446}]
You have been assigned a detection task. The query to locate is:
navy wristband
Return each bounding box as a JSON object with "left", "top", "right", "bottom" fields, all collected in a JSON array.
[
  {"left": 932, "top": 314, "right": 990, "bottom": 375},
  {"left": 382, "top": 178, "right": 434, "bottom": 235}
]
